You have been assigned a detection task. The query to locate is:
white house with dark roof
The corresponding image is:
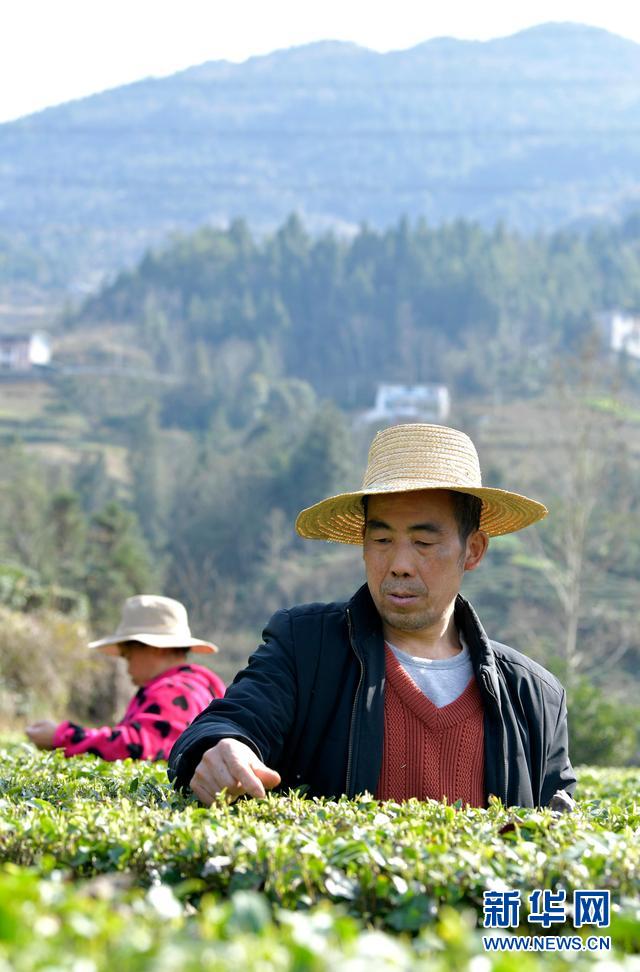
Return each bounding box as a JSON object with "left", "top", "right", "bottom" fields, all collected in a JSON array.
[
  {"left": 0, "top": 332, "right": 51, "bottom": 371},
  {"left": 359, "top": 383, "right": 450, "bottom": 425},
  {"left": 599, "top": 311, "right": 640, "bottom": 361}
]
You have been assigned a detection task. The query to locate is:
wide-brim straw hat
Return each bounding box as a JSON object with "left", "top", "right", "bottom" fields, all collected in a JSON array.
[
  {"left": 295, "top": 423, "right": 547, "bottom": 543},
  {"left": 89, "top": 594, "right": 218, "bottom": 655}
]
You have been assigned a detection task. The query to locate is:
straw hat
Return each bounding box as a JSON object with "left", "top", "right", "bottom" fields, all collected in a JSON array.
[
  {"left": 295, "top": 423, "right": 547, "bottom": 543},
  {"left": 89, "top": 595, "right": 218, "bottom": 655}
]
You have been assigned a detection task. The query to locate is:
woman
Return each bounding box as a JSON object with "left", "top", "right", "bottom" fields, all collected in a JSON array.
[{"left": 26, "top": 594, "right": 225, "bottom": 761}]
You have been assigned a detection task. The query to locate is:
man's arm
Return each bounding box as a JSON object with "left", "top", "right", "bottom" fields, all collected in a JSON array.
[
  {"left": 168, "top": 608, "right": 297, "bottom": 798},
  {"left": 541, "top": 688, "right": 577, "bottom": 806}
]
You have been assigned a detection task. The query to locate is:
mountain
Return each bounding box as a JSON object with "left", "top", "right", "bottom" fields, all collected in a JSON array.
[{"left": 2, "top": 23, "right": 640, "bottom": 289}]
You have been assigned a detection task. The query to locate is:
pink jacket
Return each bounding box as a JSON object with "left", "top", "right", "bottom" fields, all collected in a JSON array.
[{"left": 52, "top": 663, "right": 225, "bottom": 761}]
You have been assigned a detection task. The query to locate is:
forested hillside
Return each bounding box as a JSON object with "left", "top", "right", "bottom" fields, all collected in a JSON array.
[
  {"left": 67, "top": 213, "right": 640, "bottom": 406},
  {"left": 3, "top": 23, "right": 640, "bottom": 290},
  {"left": 1, "top": 215, "right": 639, "bottom": 761}
]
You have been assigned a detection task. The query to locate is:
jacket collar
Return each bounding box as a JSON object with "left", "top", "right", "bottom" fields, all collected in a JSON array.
[
  {"left": 347, "top": 583, "right": 382, "bottom": 646},
  {"left": 454, "top": 595, "right": 501, "bottom": 704},
  {"left": 347, "top": 583, "right": 501, "bottom": 703}
]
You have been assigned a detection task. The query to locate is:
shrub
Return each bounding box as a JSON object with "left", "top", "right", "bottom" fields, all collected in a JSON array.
[{"left": 0, "top": 606, "right": 121, "bottom": 725}]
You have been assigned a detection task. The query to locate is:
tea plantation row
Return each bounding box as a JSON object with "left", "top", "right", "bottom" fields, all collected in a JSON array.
[{"left": 0, "top": 741, "right": 637, "bottom": 970}]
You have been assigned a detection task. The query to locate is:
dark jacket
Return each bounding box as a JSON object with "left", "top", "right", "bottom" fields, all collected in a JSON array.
[{"left": 168, "top": 584, "right": 576, "bottom": 806}]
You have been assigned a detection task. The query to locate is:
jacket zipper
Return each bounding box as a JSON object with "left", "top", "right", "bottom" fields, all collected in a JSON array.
[
  {"left": 481, "top": 668, "right": 507, "bottom": 803},
  {"left": 345, "top": 608, "right": 365, "bottom": 797}
]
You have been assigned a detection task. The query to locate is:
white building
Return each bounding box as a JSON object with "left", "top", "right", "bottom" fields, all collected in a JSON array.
[
  {"left": 0, "top": 332, "right": 51, "bottom": 371},
  {"left": 359, "top": 383, "right": 450, "bottom": 425},
  {"left": 599, "top": 311, "right": 640, "bottom": 361}
]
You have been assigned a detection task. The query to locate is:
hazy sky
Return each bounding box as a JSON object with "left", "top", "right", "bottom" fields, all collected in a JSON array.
[{"left": 2, "top": 0, "right": 640, "bottom": 123}]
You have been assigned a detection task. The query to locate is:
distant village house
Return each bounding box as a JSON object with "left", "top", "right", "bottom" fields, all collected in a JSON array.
[
  {"left": 359, "top": 383, "right": 450, "bottom": 425},
  {"left": 0, "top": 332, "right": 51, "bottom": 372},
  {"left": 599, "top": 311, "right": 640, "bottom": 361}
]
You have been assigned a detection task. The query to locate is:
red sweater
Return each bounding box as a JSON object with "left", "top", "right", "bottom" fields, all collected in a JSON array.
[{"left": 375, "top": 644, "right": 485, "bottom": 805}]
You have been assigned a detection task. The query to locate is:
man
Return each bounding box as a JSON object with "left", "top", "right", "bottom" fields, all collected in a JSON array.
[{"left": 169, "top": 423, "right": 576, "bottom": 808}]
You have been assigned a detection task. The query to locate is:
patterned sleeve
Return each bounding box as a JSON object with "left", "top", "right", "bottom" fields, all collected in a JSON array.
[
  {"left": 52, "top": 717, "right": 164, "bottom": 761},
  {"left": 52, "top": 674, "right": 206, "bottom": 761}
]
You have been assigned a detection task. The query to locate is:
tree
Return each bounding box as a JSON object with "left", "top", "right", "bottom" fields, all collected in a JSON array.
[
  {"left": 567, "top": 677, "right": 639, "bottom": 766},
  {"left": 129, "top": 404, "right": 166, "bottom": 550},
  {"left": 284, "top": 402, "right": 353, "bottom": 514},
  {"left": 520, "top": 349, "right": 640, "bottom": 688},
  {"left": 0, "top": 445, "right": 51, "bottom": 574},
  {"left": 84, "top": 502, "right": 156, "bottom": 628},
  {"left": 46, "top": 491, "right": 87, "bottom": 590},
  {"left": 73, "top": 453, "right": 116, "bottom": 515}
]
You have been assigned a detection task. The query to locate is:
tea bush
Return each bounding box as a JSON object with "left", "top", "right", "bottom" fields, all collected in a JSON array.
[{"left": 0, "top": 741, "right": 637, "bottom": 970}]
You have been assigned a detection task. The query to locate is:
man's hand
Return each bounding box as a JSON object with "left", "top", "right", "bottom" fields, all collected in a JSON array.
[
  {"left": 549, "top": 789, "right": 576, "bottom": 813},
  {"left": 25, "top": 720, "right": 58, "bottom": 750},
  {"left": 190, "top": 739, "right": 281, "bottom": 805}
]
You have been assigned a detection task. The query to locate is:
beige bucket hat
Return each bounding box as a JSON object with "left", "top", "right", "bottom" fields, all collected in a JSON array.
[
  {"left": 89, "top": 594, "right": 218, "bottom": 655},
  {"left": 295, "top": 423, "right": 547, "bottom": 543}
]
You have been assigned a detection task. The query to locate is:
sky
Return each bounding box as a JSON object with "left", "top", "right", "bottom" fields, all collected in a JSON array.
[{"left": 2, "top": 0, "right": 640, "bottom": 123}]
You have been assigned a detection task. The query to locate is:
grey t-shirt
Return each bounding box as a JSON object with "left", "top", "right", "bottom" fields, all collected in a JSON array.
[{"left": 387, "top": 633, "right": 474, "bottom": 708}]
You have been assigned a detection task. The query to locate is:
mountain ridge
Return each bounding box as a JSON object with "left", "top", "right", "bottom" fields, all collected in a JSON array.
[
  {"left": 7, "top": 23, "right": 638, "bottom": 126},
  {"left": 2, "top": 22, "right": 640, "bottom": 291}
]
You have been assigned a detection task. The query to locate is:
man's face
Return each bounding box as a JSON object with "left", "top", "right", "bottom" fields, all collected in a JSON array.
[{"left": 363, "top": 490, "right": 487, "bottom": 640}]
